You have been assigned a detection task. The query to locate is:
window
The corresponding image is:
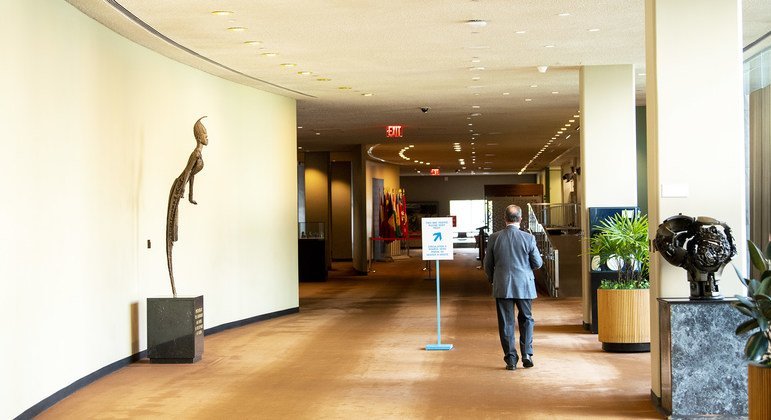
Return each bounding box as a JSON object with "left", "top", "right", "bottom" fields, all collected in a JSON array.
[{"left": 449, "top": 200, "right": 486, "bottom": 234}]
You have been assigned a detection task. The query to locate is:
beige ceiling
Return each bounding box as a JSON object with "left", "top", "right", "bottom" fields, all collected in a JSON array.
[{"left": 68, "top": 0, "right": 770, "bottom": 174}]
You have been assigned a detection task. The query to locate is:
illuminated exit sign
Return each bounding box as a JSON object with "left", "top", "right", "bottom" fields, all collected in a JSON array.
[
  {"left": 386, "top": 125, "right": 403, "bottom": 138},
  {"left": 430, "top": 169, "right": 440, "bottom": 176}
]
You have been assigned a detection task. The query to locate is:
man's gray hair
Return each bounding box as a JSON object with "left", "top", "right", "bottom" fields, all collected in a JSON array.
[{"left": 505, "top": 205, "right": 522, "bottom": 223}]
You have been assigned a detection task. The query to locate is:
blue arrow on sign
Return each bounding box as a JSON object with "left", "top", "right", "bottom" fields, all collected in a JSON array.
[{"left": 433, "top": 232, "right": 442, "bottom": 241}]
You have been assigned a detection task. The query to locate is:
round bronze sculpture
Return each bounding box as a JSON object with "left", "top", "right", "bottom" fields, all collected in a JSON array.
[{"left": 653, "top": 214, "right": 736, "bottom": 300}]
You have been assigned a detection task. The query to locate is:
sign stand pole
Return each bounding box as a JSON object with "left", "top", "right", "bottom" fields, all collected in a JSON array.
[{"left": 426, "top": 259, "right": 453, "bottom": 351}]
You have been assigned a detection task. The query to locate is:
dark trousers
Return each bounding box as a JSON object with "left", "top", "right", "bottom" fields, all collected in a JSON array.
[{"left": 495, "top": 298, "right": 534, "bottom": 365}]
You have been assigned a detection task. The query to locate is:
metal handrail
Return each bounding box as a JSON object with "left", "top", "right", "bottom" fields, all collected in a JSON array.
[
  {"left": 527, "top": 203, "right": 560, "bottom": 298},
  {"left": 529, "top": 202, "right": 580, "bottom": 230}
]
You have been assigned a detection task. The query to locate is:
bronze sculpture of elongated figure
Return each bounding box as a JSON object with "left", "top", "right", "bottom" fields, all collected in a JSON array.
[{"left": 166, "top": 116, "right": 208, "bottom": 297}]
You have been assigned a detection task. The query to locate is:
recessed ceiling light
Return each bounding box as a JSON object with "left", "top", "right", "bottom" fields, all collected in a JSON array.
[
  {"left": 362, "top": 93, "right": 374, "bottom": 97},
  {"left": 410, "top": 145, "right": 415, "bottom": 148},
  {"left": 298, "top": 146, "right": 302, "bottom": 149},
  {"left": 515, "top": 30, "right": 527, "bottom": 34},
  {"left": 525, "top": 98, "right": 533, "bottom": 102},
  {"left": 211, "top": 10, "right": 234, "bottom": 16},
  {"left": 472, "top": 77, "right": 481, "bottom": 81},
  {"left": 470, "top": 67, "right": 486, "bottom": 71},
  {"left": 298, "top": 71, "right": 311, "bottom": 75},
  {"left": 569, "top": 119, "right": 575, "bottom": 122},
  {"left": 466, "top": 19, "right": 488, "bottom": 28},
  {"left": 530, "top": 84, "right": 538, "bottom": 88},
  {"left": 471, "top": 58, "right": 481, "bottom": 63},
  {"left": 552, "top": 91, "right": 559, "bottom": 94},
  {"left": 227, "top": 27, "right": 247, "bottom": 32},
  {"left": 544, "top": 45, "right": 555, "bottom": 48},
  {"left": 471, "top": 105, "right": 480, "bottom": 109},
  {"left": 280, "top": 63, "right": 297, "bottom": 67},
  {"left": 315, "top": 132, "right": 321, "bottom": 136},
  {"left": 261, "top": 52, "right": 277, "bottom": 57},
  {"left": 558, "top": 13, "right": 571, "bottom": 17},
  {"left": 588, "top": 28, "right": 600, "bottom": 32},
  {"left": 502, "top": 92, "right": 510, "bottom": 95},
  {"left": 244, "top": 41, "right": 261, "bottom": 45}
]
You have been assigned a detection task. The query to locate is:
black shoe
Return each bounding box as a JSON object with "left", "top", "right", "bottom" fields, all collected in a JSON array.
[
  {"left": 522, "top": 355, "right": 534, "bottom": 368},
  {"left": 506, "top": 364, "right": 516, "bottom": 370}
]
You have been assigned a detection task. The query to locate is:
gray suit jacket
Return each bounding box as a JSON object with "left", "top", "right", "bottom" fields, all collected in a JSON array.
[{"left": 484, "top": 224, "right": 543, "bottom": 299}]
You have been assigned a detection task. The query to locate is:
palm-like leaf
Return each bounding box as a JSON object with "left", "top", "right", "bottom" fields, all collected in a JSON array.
[
  {"left": 745, "top": 332, "right": 769, "bottom": 361},
  {"left": 737, "top": 318, "right": 760, "bottom": 335},
  {"left": 733, "top": 240, "right": 771, "bottom": 366},
  {"left": 589, "top": 213, "right": 649, "bottom": 288}
]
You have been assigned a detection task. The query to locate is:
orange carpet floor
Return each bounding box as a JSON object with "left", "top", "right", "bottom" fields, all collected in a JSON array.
[{"left": 39, "top": 248, "right": 662, "bottom": 419}]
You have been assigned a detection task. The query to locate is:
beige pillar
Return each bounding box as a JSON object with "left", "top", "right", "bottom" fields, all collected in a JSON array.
[
  {"left": 645, "top": 0, "right": 746, "bottom": 398},
  {"left": 579, "top": 65, "right": 638, "bottom": 325}
]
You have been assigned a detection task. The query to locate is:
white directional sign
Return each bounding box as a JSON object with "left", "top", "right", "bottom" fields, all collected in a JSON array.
[{"left": 421, "top": 217, "right": 454, "bottom": 260}]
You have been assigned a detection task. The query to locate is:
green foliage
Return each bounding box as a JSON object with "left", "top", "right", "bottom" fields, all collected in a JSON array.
[
  {"left": 589, "top": 213, "right": 650, "bottom": 289},
  {"left": 599, "top": 278, "right": 650, "bottom": 290},
  {"left": 733, "top": 240, "right": 771, "bottom": 366}
]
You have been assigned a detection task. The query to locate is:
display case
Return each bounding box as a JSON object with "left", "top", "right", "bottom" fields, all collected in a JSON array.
[
  {"left": 299, "top": 222, "right": 325, "bottom": 239},
  {"left": 298, "top": 222, "right": 327, "bottom": 281}
]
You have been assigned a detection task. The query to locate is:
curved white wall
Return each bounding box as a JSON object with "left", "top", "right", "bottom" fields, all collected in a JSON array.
[{"left": 0, "top": 1, "right": 298, "bottom": 417}]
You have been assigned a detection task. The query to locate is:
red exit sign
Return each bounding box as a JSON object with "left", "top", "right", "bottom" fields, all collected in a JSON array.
[
  {"left": 430, "top": 168, "right": 440, "bottom": 176},
  {"left": 386, "top": 125, "right": 403, "bottom": 138}
]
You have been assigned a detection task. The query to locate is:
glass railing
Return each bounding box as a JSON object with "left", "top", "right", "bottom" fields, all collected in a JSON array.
[
  {"left": 527, "top": 203, "right": 560, "bottom": 298},
  {"left": 528, "top": 202, "right": 580, "bottom": 230}
]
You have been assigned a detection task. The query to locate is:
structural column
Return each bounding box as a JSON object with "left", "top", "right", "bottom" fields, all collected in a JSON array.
[
  {"left": 645, "top": 0, "right": 746, "bottom": 399},
  {"left": 351, "top": 145, "right": 369, "bottom": 274},
  {"left": 579, "top": 64, "right": 638, "bottom": 325}
]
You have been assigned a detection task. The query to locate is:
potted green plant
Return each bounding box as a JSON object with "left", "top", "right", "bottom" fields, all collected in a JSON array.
[
  {"left": 732, "top": 240, "right": 771, "bottom": 418},
  {"left": 589, "top": 213, "right": 650, "bottom": 352}
]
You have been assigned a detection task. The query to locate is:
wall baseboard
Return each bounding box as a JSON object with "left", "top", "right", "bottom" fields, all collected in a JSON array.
[{"left": 15, "top": 306, "right": 299, "bottom": 420}]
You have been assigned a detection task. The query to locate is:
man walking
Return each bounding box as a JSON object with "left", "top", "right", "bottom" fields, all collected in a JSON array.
[{"left": 484, "top": 204, "right": 543, "bottom": 370}]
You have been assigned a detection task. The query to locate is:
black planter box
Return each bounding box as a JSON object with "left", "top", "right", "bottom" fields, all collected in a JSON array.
[{"left": 147, "top": 295, "right": 204, "bottom": 363}]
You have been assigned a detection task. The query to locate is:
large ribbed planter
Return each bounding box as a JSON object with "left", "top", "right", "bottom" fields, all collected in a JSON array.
[
  {"left": 749, "top": 363, "right": 771, "bottom": 419},
  {"left": 597, "top": 289, "right": 650, "bottom": 352}
]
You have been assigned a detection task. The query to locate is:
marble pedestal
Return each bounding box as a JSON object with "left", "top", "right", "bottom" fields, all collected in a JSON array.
[
  {"left": 147, "top": 296, "right": 204, "bottom": 363},
  {"left": 659, "top": 298, "right": 747, "bottom": 418}
]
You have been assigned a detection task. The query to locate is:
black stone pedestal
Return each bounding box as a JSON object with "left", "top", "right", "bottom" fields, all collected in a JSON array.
[
  {"left": 147, "top": 296, "right": 204, "bottom": 363},
  {"left": 659, "top": 298, "right": 747, "bottom": 418},
  {"left": 299, "top": 238, "right": 327, "bottom": 281}
]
